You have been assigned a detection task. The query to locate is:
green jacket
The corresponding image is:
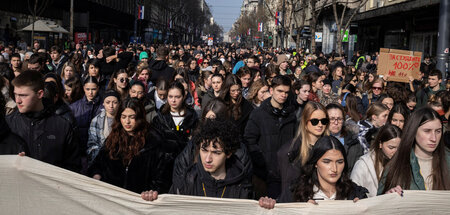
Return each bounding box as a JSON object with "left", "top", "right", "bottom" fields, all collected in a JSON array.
[
  {"left": 416, "top": 85, "right": 446, "bottom": 108},
  {"left": 378, "top": 149, "right": 450, "bottom": 195}
]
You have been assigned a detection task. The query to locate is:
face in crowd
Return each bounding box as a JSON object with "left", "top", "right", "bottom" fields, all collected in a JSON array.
[
  {"left": 121, "top": 108, "right": 136, "bottom": 134},
  {"left": 200, "top": 141, "right": 230, "bottom": 176},
  {"left": 327, "top": 108, "right": 344, "bottom": 135},
  {"left": 168, "top": 87, "right": 183, "bottom": 112},
  {"left": 307, "top": 109, "right": 329, "bottom": 138},
  {"left": 84, "top": 82, "right": 99, "bottom": 101},
  {"left": 103, "top": 96, "right": 119, "bottom": 117},
  {"left": 14, "top": 85, "right": 44, "bottom": 113},
  {"left": 129, "top": 84, "right": 145, "bottom": 100}
]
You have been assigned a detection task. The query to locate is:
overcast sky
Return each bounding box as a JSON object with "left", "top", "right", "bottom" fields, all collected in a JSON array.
[{"left": 205, "top": 0, "right": 243, "bottom": 34}]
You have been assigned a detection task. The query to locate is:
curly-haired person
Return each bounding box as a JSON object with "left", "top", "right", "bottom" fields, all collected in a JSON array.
[{"left": 141, "top": 119, "right": 255, "bottom": 201}]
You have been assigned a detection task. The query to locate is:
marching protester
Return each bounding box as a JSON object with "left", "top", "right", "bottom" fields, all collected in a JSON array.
[
  {"left": 1, "top": 26, "right": 449, "bottom": 213},
  {"left": 6, "top": 70, "right": 80, "bottom": 172},
  {"left": 378, "top": 107, "right": 450, "bottom": 194},
  {"left": 89, "top": 98, "right": 173, "bottom": 194},
  {"left": 244, "top": 75, "right": 296, "bottom": 198},
  {"left": 351, "top": 124, "right": 402, "bottom": 197}
]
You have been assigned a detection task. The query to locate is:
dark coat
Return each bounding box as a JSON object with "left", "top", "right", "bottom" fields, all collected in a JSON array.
[
  {"left": 277, "top": 138, "right": 303, "bottom": 201},
  {"left": 0, "top": 115, "right": 25, "bottom": 155},
  {"left": 170, "top": 141, "right": 253, "bottom": 199},
  {"left": 201, "top": 89, "right": 216, "bottom": 111},
  {"left": 70, "top": 96, "right": 103, "bottom": 152},
  {"left": 230, "top": 99, "right": 254, "bottom": 136},
  {"left": 344, "top": 133, "right": 364, "bottom": 173},
  {"left": 243, "top": 99, "right": 297, "bottom": 184},
  {"left": 148, "top": 59, "right": 175, "bottom": 83},
  {"left": 5, "top": 106, "right": 81, "bottom": 172},
  {"left": 89, "top": 128, "right": 174, "bottom": 194},
  {"left": 152, "top": 107, "right": 198, "bottom": 154},
  {"left": 54, "top": 100, "right": 76, "bottom": 126}
]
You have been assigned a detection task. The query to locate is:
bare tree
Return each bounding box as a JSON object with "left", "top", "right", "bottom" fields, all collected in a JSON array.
[
  {"left": 27, "top": 0, "right": 52, "bottom": 42},
  {"left": 332, "top": 0, "right": 369, "bottom": 55}
]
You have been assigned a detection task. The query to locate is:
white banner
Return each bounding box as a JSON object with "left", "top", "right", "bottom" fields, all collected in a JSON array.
[{"left": 1, "top": 155, "right": 449, "bottom": 214}]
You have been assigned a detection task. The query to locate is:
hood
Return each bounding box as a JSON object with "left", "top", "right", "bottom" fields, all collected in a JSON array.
[
  {"left": 148, "top": 59, "right": 168, "bottom": 71},
  {"left": 197, "top": 153, "right": 251, "bottom": 187},
  {"left": 55, "top": 100, "right": 72, "bottom": 116}
]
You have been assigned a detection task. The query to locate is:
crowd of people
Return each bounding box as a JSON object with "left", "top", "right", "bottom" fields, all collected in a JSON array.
[{"left": 0, "top": 40, "right": 449, "bottom": 209}]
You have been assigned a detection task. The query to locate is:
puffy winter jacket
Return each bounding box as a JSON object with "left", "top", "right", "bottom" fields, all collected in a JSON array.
[
  {"left": 70, "top": 96, "right": 103, "bottom": 153},
  {"left": 5, "top": 106, "right": 81, "bottom": 172},
  {"left": 152, "top": 107, "right": 198, "bottom": 155},
  {"left": 89, "top": 128, "right": 175, "bottom": 194},
  {"left": 170, "top": 141, "right": 253, "bottom": 199},
  {"left": 0, "top": 114, "right": 25, "bottom": 155}
]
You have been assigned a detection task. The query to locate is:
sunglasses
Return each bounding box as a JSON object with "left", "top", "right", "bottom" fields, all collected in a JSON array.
[
  {"left": 203, "top": 62, "right": 209, "bottom": 64},
  {"left": 119, "top": 78, "right": 127, "bottom": 83},
  {"left": 372, "top": 87, "right": 382, "bottom": 91},
  {"left": 309, "top": 118, "right": 329, "bottom": 126}
]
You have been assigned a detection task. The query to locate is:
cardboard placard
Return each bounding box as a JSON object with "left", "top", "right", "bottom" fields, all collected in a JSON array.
[{"left": 377, "top": 48, "right": 422, "bottom": 83}]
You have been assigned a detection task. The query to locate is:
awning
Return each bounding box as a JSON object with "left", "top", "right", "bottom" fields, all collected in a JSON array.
[{"left": 21, "top": 20, "right": 69, "bottom": 34}]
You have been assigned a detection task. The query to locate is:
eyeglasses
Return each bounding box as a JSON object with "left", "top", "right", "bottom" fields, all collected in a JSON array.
[
  {"left": 309, "top": 118, "right": 329, "bottom": 126},
  {"left": 372, "top": 87, "right": 382, "bottom": 91},
  {"left": 330, "top": 117, "right": 344, "bottom": 123}
]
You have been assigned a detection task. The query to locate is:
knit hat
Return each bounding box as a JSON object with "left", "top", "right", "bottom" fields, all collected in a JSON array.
[
  {"left": 139, "top": 51, "right": 149, "bottom": 61},
  {"left": 103, "top": 90, "right": 121, "bottom": 102},
  {"left": 276, "top": 54, "right": 288, "bottom": 65}
]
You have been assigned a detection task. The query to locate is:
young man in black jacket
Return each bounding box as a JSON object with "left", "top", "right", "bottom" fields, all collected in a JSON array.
[
  {"left": 243, "top": 75, "right": 297, "bottom": 199},
  {"left": 141, "top": 120, "right": 253, "bottom": 201},
  {"left": 6, "top": 70, "right": 81, "bottom": 172},
  {"left": 148, "top": 46, "right": 175, "bottom": 83}
]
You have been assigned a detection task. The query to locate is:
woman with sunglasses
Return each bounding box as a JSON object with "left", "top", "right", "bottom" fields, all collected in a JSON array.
[
  {"left": 262, "top": 136, "right": 368, "bottom": 207},
  {"left": 351, "top": 124, "right": 402, "bottom": 197},
  {"left": 378, "top": 107, "right": 450, "bottom": 195},
  {"left": 107, "top": 69, "right": 129, "bottom": 101},
  {"left": 70, "top": 76, "right": 104, "bottom": 171},
  {"left": 357, "top": 103, "right": 390, "bottom": 154},
  {"left": 278, "top": 102, "right": 329, "bottom": 200}
]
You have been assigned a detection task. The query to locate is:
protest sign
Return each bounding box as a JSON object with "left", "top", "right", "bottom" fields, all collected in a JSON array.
[{"left": 377, "top": 48, "right": 422, "bottom": 83}]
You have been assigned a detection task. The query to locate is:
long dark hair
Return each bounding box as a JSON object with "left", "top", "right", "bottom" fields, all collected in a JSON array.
[
  {"left": 64, "top": 76, "right": 83, "bottom": 104},
  {"left": 105, "top": 98, "right": 149, "bottom": 166},
  {"left": 293, "top": 136, "right": 354, "bottom": 201},
  {"left": 371, "top": 124, "right": 402, "bottom": 181},
  {"left": 382, "top": 107, "right": 450, "bottom": 192},
  {"left": 387, "top": 104, "right": 410, "bottom": 128},
  {"left": 219, "top": 74, "right": 243, "bottom": 121}
]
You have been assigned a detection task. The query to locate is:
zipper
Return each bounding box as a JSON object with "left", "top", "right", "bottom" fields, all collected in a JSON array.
[{"left": 124, "top": 165, "right": 129, "bottom": 188}]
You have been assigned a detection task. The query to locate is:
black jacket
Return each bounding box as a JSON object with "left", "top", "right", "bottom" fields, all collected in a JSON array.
[
  {"left": 152, "top": 107, "right": 198, "bottom": 154},
  {"left": 243, "top": 99, "right": 296, "bottom": 183},
  {"left": 0, "top": 115, "right": 25, "bottom": 155},
  {"left": 148, "top": 59, "right": 175, "bottom": 83},
  {"left": 5, "top": 106, "right": 81, "bottom": 172},
  {"left": 70, "top": 96, "right": 103, "bottom": 152},
  {"left": 170, "top": 141, "right": 253, "bottom": 199},
  {"left": 345, "top": 133, "right": 364, "bottom": 173},
  {"left": 54, "top": 100, "right": 76, "bottom": 126},
  {"left": 230, "top": 99, "right": 254, "bottom": 136},
  {"left": 89, "top": 128, "right": 174, "bottom": 194},
  {"left": 277, "top": 138, "right": 303, "bottom": 201}
]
